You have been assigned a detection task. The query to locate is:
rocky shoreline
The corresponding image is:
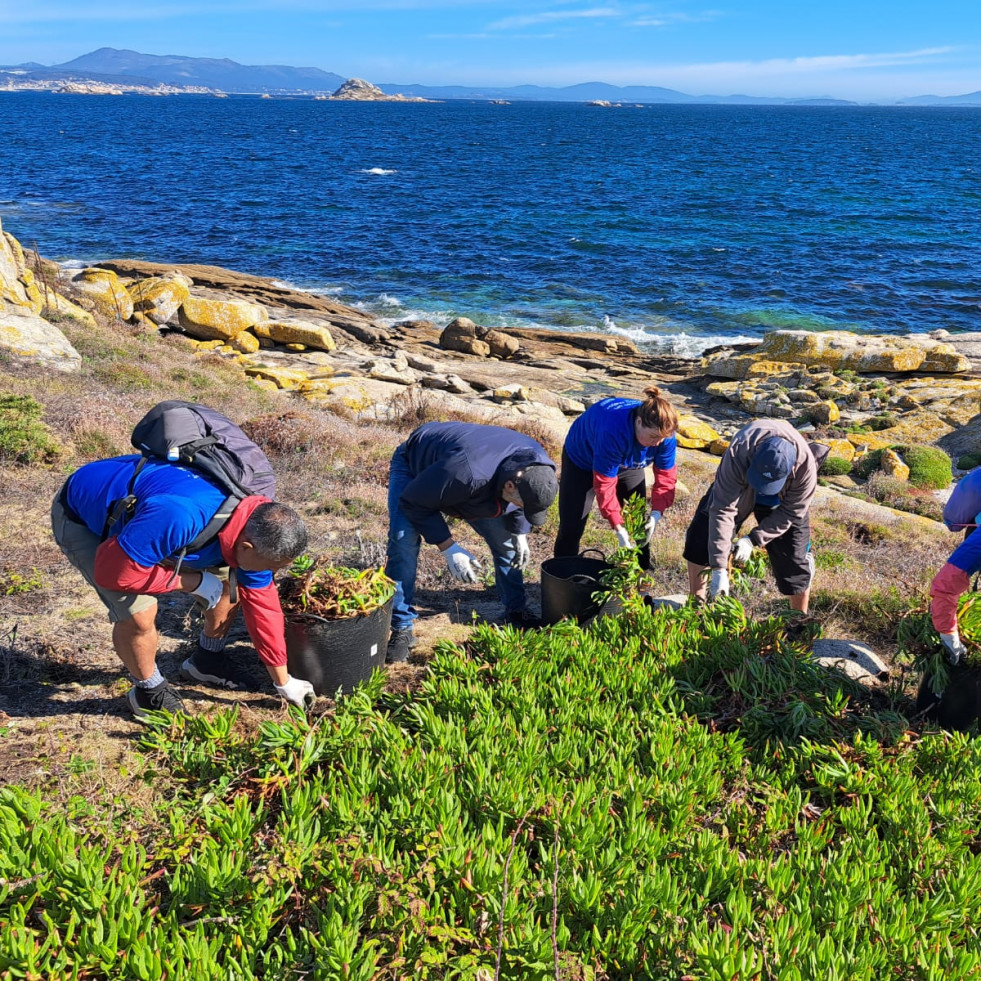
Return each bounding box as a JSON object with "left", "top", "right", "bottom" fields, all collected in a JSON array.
[{"left": 2, "top": 214, "right": 979, "bottom": 523}]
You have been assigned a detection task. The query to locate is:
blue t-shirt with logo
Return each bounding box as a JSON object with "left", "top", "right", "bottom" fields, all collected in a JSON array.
[
  {"left": 64, "top": 455, "right": 272, "bottom": 587},
  {"left": 564, "top": 397, "right": 676, "bottom": 476}
]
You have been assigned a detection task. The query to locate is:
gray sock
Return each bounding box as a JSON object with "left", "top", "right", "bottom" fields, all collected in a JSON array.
[
  {"left": 133, "top": 666, "right": 165, "bottom": 689},
  {"left": 198, "top": 632, "right": 228, "bottom": 653}
]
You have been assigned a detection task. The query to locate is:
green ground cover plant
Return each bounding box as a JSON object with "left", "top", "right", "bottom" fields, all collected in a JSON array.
[{"left": 4, "top": 593, "right": 980, "bottom": 979}]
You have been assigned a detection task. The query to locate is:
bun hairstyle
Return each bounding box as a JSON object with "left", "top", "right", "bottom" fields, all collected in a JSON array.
[{"left": 636, "top": 385, "right": 679, "bottom": 436}]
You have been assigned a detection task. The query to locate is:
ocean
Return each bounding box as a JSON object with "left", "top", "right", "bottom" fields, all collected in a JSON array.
[{"left": 1, "top": 93, "right": 979, "bottom": 356}]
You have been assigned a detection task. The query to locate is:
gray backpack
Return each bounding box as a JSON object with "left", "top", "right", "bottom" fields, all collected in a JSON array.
[{"left": 104, "top": 401, "right": 276, "bottom": 574}]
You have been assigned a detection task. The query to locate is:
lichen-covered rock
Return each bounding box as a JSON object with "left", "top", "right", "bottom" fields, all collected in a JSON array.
[
  {"left": 804, "top": 400, "right": 840, "bottom": 425},
  {"left": 706, "top": 330, "right": 968, "bottom": 376},
  {"left": 0, "top": 222, "right": 30, "bottom": 308},
  {"left": 744, "top": 359, "right": 807, "bottom": 379},
  {"left": 252, "top": 319, "right": 336, "bottom": 352},
  {"left": 72, "top": 267, "right": 134, "bottom": 321},
  {"left": 228, "top": 331, "right": 260, "bottom": 354},
  {"left": 179, "top": 295, "right": 268, "bottom": 341},
  {"left": 880, "top": 448, "right": 910, "bottom": 481},
  {"left": 128, "top": 277, "right": 191, "bottom": 325},
  {"left": 709, "top": 438, "right": 730, "bottom": 456},
  {"left": 815, "top": 438, "right": 855, "bottom": 463},
  {"left": 18, "top": 269, "right": 44, "bottom": 314},
  {"left": 243, "top": 365, "right": 309, "bottom": 390},
  {"left": 0, "top": 305, "right": 81, "bottom": 373},
  {"left": 676, "top": 417, "right": 721, "bottom": 448},
  {"left": 847, "top": 432, "right": 896, "bottom": 452}
]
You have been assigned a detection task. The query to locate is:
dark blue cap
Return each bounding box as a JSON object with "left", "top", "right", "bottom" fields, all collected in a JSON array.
[{"left": 746, "top": 437, "right": 795, "bottom": 497}]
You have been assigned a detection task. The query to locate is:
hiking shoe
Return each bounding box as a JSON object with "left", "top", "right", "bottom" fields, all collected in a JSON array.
[
  {"left": 386, "top": 628, "right": 417, "bottom": 664},
  {"left": 504, "top": 610, "right": 543, "bottom": 630},
  {"left": 127, "top": 681, "right": 185, "bottom": 720},
  {"left": 180, "top": 647, "right": 256, "bottom": 691}
]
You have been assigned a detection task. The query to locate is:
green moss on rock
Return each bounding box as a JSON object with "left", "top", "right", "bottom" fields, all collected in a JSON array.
[{"left": 897, "top": 444, "right": 952, "bottom": 490}]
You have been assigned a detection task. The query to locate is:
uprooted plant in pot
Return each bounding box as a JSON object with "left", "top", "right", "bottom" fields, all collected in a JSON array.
[{"left": 279, "top": 555, "right": 395, "bottom": 619}]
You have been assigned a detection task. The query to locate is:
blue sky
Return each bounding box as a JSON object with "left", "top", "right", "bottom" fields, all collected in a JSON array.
[{"left": 0, "top": 0, "right": 978, "bottom": 100}]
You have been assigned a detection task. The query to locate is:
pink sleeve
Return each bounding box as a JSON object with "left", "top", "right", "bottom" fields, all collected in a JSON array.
[
  {"left": 94, "top": 537, "right": 181, "bottom": 593},
  {"left": 930, "top": 562, "right": 971, "bottom": 634},
  {"left": 593, "top": 472, "right": 623, "bottom": 527},
  {"left": 239, "top": 582, "right": 288, "bottom": 667},
  {"left": 650, "top": 465, "right": 677, "bottom": 514}
]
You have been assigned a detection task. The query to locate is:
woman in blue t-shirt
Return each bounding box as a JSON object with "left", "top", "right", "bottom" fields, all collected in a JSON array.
[{"left": 555, "top": 386, "right": 679, "bottom": 570}]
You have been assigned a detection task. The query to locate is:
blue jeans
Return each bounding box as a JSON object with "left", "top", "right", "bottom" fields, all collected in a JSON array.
[{"left": 385, "top": 447, "right": 527, "bottom": 631}]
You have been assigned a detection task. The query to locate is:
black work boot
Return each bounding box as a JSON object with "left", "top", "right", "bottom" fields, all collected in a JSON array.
[
  {"left": 386, "top": 627, "right": 417, "bottom": 664},
  {"left": 504, "top": 609, "right": 543, "bottom": 630},
  {"left": 127, "top": 681, "right": 185, "bottom": 721},
  {"left": 180, "top": 647, "right": 256, "bottom": 691}
]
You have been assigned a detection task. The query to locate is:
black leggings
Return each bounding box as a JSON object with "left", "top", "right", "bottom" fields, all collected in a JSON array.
[{"left": 553, "top": 448, "right": 651, "bottom": 570}]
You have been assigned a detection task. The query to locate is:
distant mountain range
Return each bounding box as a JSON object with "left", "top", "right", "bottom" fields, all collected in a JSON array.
[
  {"left": 2, "top": 47, "right": 980, "bottom": 105},
  {"left": 0, "top": 48, "right": 345, "bottom": 94}
]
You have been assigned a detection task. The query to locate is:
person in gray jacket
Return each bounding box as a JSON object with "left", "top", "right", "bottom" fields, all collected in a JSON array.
[{"left": 683, "top": 419, "right": 818, "bottom": 612}]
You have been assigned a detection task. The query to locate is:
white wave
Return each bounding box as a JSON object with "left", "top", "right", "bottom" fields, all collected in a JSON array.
[
  {"left": 361, "top": 167, "right": 396, "bottom": 175},
  {"left": 271, "top": 279, "right": 346, "bottom": 297},
  {"left": 608, "top": 324, "right": 760, "bottom": 358},
  {"left": 59, "top": 259, "right": 88, "bottom": 270}
]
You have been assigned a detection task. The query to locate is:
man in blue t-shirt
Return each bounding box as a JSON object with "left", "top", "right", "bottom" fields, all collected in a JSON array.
[{"left": 52, "top": 454, "right": 312, "bottom": 719}]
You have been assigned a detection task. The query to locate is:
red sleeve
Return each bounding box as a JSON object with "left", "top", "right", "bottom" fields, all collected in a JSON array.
[
  {"left": 930, "top": 562, "right": 971, "bottom": 634},
  {"left": 649, "top": 465, "right": 677, "bottom": 514},
  {"left": 239, "top": 582, "right": 287, "bottom": 667},
  {"left": 93, "top": 537, "right": 182, "bottom": 594},
  {"left": 593, "top": 472, "right": 623, "bottom": 528}
]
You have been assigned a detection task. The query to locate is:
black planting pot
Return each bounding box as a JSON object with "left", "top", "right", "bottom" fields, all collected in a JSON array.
[
  {"left": 915, "top": 662, "right": 981, "bottom": 732},
  {"left": 540, "top": 551, "right": 623, "bottom": 626},
  {"left": 285, "top": 596, "right": 393, "bottom": 696}
]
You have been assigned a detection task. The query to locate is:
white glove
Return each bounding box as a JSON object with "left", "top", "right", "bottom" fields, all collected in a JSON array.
[
  {"left": 275, "top": 675, "right": 316, "bottom": 709},
  {"left": 508, "top": 534, "right": 531, "bottom": 571},
  {"left": 732, "top": 537, "right": 754, "bottom": 568},
  {"left": 642, "top": 510, "right": 662, "bottom": 545},
  {"left": 614, "top": 525, "right": 634, "bottom": 549},
  {"left": 709, "top": 568, "right": 730, "bottom": 600},
  {"left": 940, "top": 631, "right": 966, "bottom": 666},
  {"left": 443, "top": 543, "right": 481, "bottom": 583},
  {"left": 190, "top": 571, "right": 224, "bottom": 610}
]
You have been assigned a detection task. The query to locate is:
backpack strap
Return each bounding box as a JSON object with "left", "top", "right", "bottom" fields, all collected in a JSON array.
[
  {"left": 165, "top": 494, "right": 241, "bottom": 585},
  {"left": 102, "top": 456, "right": 149, "bottom": 540}
]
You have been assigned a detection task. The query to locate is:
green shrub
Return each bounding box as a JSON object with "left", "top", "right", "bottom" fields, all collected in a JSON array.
[
  {"left": 867, "top": 413, "right": 898, "bottom": 431},
  {"left": 851, "top": 448, "right": 884, "bottom": 480},
  {"left": 956, "top": 453, "right": 981, "bottom": 472},
  {"left": 0, "top": 394, "right": 61, "bottom": 464},
  {"left": 819, "top": 456, "right": 853, "bottom": 476},
  {"left": 898, "top": 444, "right": 952, "bottom": 490}
]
